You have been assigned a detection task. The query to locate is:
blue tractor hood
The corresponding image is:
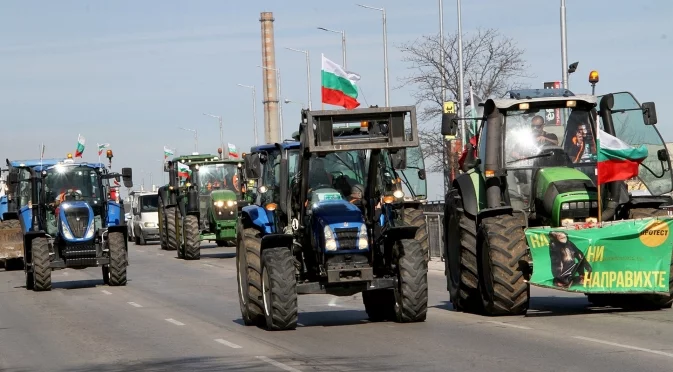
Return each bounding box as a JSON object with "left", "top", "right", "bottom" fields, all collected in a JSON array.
[
  {"left": 58, "top": 201, "right": 95, "bottom": 242},
  {"left": 312, "top": 200, "right": 365, "bottom": 226}
]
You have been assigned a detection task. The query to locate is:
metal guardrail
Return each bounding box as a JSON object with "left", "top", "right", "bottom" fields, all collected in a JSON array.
[{"left": 423, "top": 212, "right": 444, "bottom": 259}]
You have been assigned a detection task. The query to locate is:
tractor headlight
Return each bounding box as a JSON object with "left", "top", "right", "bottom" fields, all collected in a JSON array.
[
  {"left": 358, "top": 224, "right": 368, "bottom": 250},
  {"left": 393, "top": 190, "right": 404, "bottom": 199},
  {"left": 84, "top": 221, "right": 95, "bottom": 239},
  {"left": 215, "top": 201, "right": 224, "bottom": 207},
  {"left": 591, "top": 201, "right": 598, "bottom": 208},
  {"left": 226, "top": 200, "right": 235, "bottom": 207},
  {"left": 562, "top": 203, "right": 569, "bottom": 210},
  {"left": 61, "top": 220, "right": 74, "bottom": 240},
  {"left": 324, "top": 225, "right": 337, "bottom": 251}
]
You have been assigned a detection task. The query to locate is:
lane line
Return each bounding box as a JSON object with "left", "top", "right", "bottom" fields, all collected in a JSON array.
[
  {"left": 214, "top": 338, "right": 242, "bottom": 349},
  {"left": 574, "top": 336, "right": 673, "bottom": 359},
  {"left": 128, "top": 302, "right": 143, "bottom": 308},
  {"left": 165, "top": 318, "right": 185, "bottom": 326},
  {"left": 486, "top": 321, "right": 531, "bottom": 330},
  {"left": 62, "top": 271, "right": 69, "bottom": 276},
  {"left": 256, "top": 356, "right": 301, "bottom": 372},
  {"left": 202, "top": 263, "right": 216, "bottom": 268},
  {"left": 157, "top": 253, "right": 164, "bottom": 256},
  {"left": 101, "top": 290, "right": 112, "bottom": 295}
]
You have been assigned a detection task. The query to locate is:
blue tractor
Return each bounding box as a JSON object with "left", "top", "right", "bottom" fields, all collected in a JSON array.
[
  {"left": 0, "top": 158, "right": 64, "bottom": 270},
  {"left": 236, "top": 106, "right": 428, "bottom": 331},
  {"left": 16, "top": 155, "right": 133, "bottom": 291}
]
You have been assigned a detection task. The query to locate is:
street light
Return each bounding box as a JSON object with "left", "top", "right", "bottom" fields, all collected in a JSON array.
[
  {"left": 456, "top": 0, "right": 466, "bottom": 147},
  {"left": 356, "top": 3, "right": 389, "bottom": 106},
  {"left": 284, "top": 99, "right": 305, "bottom": 109},
  {"left": 257, "top": 65, "right": 284, "bottom": 140},
  {"left": 237, "top": 84, "right": 259, "bottom": 145},
  {"left": 560, "top": 0, "right": 569, "bottom": 90},
  {"left": 203, "top": 113, "right": 223, "bottom": 159},
  {"left": 285, "top": 47, "right": 312, "bottom": 110},
  {"left": 317, "top": 27, "right": 347, "bottom": 68},
  {"left": 178, "top": 126, "right": 198, "bottom": 152},
  {"left": 438, "top": 0, "right": 445, "bottom": 102}
]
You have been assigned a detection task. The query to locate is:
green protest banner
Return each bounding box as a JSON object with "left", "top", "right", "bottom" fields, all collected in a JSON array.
[{"left": 525, "top": 217, "right": 673, "bottom": 294}]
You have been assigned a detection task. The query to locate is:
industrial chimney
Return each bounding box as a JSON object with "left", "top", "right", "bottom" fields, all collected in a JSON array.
[{"left": 259, "top": 12, "right": 280, "bottom": 144}]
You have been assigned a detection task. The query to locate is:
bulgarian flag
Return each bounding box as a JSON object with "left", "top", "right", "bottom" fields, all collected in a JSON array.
[
  {"left": 228, "top": 143, "right": 238, "bottom": 158},
  {"left": 74, "top": 134, "right": 86, "bottom": 158},
  {"left": 597, "top": 128, "right": 648, "bottom": 185},
  {"left": 321, "top": 54, "right": 361, "bottom": 109},
  {"left": 97, "top": 143, "right": 110, "bottom": 156},
  {"left": 164, "top": 146, "right": 174, "bottom": 160},
  {"left": 177, "top": 162, "right": 190, "bottom": 179}
]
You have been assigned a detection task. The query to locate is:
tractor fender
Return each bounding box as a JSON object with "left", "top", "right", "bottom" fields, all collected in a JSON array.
[
  {"left": 453, "top": 173, "right": 479, "bottom": 218},
  {"left": 106, "top": 201, "right": 123, "bottom": 227},
  {"left": 240, "top": 205, "right": 274, "bottom": 235},
  {"left": 260, "top": 233, "right": 294, "bottom": 252},
  {"left": 477, "top": 206, "right": 527, "bottom": 228}
]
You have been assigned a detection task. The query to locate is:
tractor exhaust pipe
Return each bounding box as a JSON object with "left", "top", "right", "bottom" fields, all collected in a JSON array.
[
  {"left": 483, "top": 100, "right": 503, "bottom": 208},
  {"left": 598, "top": 94, "right": 620, "bottom": 221}
]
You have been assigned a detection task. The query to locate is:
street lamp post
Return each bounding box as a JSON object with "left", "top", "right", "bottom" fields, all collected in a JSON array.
[
  {"left": 560, "top": 0, "right": 569, "bottom": 90},
  {"left": 456, "top": 0, "right": 466, "bottom": 147},
  {"left": 257, "top": 65, "right": 284, "bottom": 140},
  {"left": 237, "top": 84, "right": 259, "bottom": 145},
  {"left": 439, "top": 0, "right": 445, "bottom": 102},
  {"left": 203, "top": 113, "right": 224, "bottom": 158},
  {"left": 356, "top": 4, "right": 389, "bottom": 106},
  {"left": 317, "top": 27, "right": 347, "bottom": 69},
  {"left": 178, "top": 126, "right": 198, "bottom": 152},
  {"left": 285, "top": 47, "right": 312, "bottom": 110}
]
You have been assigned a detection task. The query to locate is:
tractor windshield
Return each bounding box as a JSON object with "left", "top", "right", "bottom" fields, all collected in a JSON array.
[
  {"left": 396, "top": 146, "right": 427, "bottom": 201},
  {"left": 43, "top": 164, "right": 103, "bottom": 207},
  {"left": 197, "top": 163, "right": 239, "bottom": 195},
  {"left": 307, "top": 150, "right": 366, "bottom": 198},
  {"left": 598, "top": 92, "right": 672, "bottom": 196}
]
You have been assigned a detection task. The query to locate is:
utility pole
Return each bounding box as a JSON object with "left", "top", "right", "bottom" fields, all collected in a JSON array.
[{"left": 560, "top": 0, "right": 569, "bottom": 90}]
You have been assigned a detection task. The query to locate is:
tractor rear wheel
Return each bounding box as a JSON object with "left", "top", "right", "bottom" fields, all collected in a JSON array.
[
  {"left": 108, "top": 231, "right": 127, "bottom": 286},
  {"left": 403, "top": 208, "right": 430, "bottom": 262},
  {"left": 158, "top": 207, "right": 168, "bottom": 249},
  {"left": 445, "top": 193, "right": 482, "bottom": 313},
  {"left": 261, "top": 247, "right": 298, "bottom": 331},
  {"left": 478, "top": 214, "right": 530, "bottom": 316},
  {"left": 238, "top": 228, "right": 264, "bottom": 325},
  {"left": 393, "top": 239, "right": 428, "bottom": 322},
  {"left": 166, "top": 207, "right": 178, "bottom": 251},
  {"left": 31, "top": 237, "right": 51, "bottom": 292},
  {"left": 363, "top": 289, "right": 395, "bottom": 322},
  {"left": 183, "top": 215, "right": 200, "bottom": 260}
]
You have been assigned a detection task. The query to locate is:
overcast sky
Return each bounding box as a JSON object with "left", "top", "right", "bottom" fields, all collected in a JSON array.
[{"left": 1, "top": 0, "right": 671, "bottom": 200}]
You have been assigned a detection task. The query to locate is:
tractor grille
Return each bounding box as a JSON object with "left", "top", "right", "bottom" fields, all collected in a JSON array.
[
  {"left": 213, "top": 206, "right": 237, "bottom": 221},
  {"left": 335, "top": 227, "right": 359, "bottom": 250},
  {"left": 64, "top": 207, "right": 90, "bottom": 238},
  {"left": 62, "top": 243, "right": 97, "bottom": 261}
]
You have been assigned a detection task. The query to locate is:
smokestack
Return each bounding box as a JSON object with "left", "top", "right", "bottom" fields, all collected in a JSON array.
[{"left": 260, "top": 12, "right": 280, "bottom": 144}]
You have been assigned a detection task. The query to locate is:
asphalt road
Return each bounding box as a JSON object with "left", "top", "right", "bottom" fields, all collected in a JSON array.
[{"left": 1, "top": 242, "right": 673, "bottom": 371}]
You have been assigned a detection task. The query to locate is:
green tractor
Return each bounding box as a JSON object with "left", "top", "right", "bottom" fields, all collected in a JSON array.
[
  {"left": 158, "top": 153, "right": 243, "bottom": 260},
  {"left": 442, "top": 91, "right": 673, "bottom": 315}
]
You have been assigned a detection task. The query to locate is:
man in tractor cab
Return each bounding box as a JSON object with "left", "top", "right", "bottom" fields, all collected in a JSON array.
[
  {"left": 531, "top": 115, "right": 559, "bottom": 146},
  {"left": 308, "top": 157, "right": 333, "bottom": 190},
  {"left": 349, "top": 184, "right": 364, "bottom": 207}
]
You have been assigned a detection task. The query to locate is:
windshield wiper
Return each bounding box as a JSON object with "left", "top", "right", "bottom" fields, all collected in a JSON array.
[{"left": 506, "top": 153, "right": 552, "bottom": 164}]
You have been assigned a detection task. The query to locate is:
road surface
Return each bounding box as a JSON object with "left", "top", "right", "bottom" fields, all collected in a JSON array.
[{"left": 1, "top": 242, "right": 673, "bottom": 371}]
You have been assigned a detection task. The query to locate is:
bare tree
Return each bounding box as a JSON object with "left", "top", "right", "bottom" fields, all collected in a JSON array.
[{"left": 397, "top": 28, "right": 534, "bottom": 177}]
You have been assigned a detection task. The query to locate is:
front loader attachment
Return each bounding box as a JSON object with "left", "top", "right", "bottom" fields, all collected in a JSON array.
[{"left": 0, "top": 220, "right": 24, "bottom": 261}]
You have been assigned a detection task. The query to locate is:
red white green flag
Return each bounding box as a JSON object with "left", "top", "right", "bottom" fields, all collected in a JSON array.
[
  {"left": 321, "top": 54, "right": 361, "bottom": 109},
  {"left": 177, "top": 162, "right": 190, "bottom": 178},
  {"left": 97, "top": 143, "right": 110, "bottom": 156},
  {"left": 74, "top": 134, "right": 86, "bottom": 158},
  {"left": 228, "top": 143, "right": 238, "bottom": 158},
  {"left": 597, "top": 128, "right": 648, "bottom": 185},
  {"left": 164, "top": 146, "right": 174, "bottom": 159}
]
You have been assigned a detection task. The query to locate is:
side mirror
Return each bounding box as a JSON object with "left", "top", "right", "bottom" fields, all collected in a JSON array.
[
  {"left": 132, "top": 206, "right": 139, "bottom": 215},
  {"left": 642, "top": 102, "right": 657, "bottom": 125},
  {"left": 441, "top": 112, "right": 458, "bottom": 136},
  {"left": 121, "top": 167, "right": 133, "bottom": 188},
  {"left": 244, "top": 154, "right": 262, "bottom": 179},
  {"left": 418, "top": 169, "right": 426, "bottom": 180},
  {"left": 657, "top": 149, "right": 668, "bottom": 162},
  {"left": 390, "top": 149, "right": 407, "bottom": 170},
  {"left": 8, "top": 172, "right": 18, "bottom": 184}
]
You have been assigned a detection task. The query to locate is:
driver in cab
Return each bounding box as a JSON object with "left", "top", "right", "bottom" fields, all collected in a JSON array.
[{"left": 510, "top": 115, "right": 558, "bottom": 160}]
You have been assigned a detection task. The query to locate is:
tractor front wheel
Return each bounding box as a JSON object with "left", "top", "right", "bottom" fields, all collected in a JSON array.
[
  {"left": 31, "top": 237, "right": 51, "bottom": 292},
  {"left": 403, "top": 208, "right": 430, "bottom": 262},
  {"left": 478, "top": 214, "right": 530, "bottom": 316},
  {"left": 393, "top": 239, "right": 428, "bottom": 322},
  {"left": 166, "top": 207, "right": 178, "bottom": 251},
  {"left": 238, "top": 228, "right": 264, "bottom": 325},
  {"left": 261, "top": 247, "right": 298, "bottom": 331},
  {"left": 183, "top": 215, "right": 201, "bottom": 260},
  {"left": 108, "top": 231, "right": 127, "bottom": 286}
]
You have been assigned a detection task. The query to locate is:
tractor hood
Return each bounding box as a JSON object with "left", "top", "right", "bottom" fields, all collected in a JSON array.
[
  {"left": 211, "top": 189, "right": 237, "bottom": 201},
  {"left": 58, "top": 201, "right": 95, "bottom": 241},
  {"left": 312, "top": 200, "right": 365, "bottom": 227},
  {"left": 534, "top": 167, "right": 598, "bottom": 226}
]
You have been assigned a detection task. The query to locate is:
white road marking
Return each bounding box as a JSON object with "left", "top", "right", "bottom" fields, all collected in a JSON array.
[
  {"left": 486, "top": 321, "right": 531, "bottom": 330},
  {"left": 574, "top": 336, "right": 673, "bottom": 358},
  {"left": 256, "top": 356, "right": 301, "bottom": 372},
  {"left": 128, "top": 302, "right": 143, "bottom": 308},
  {"left": 214, "top": 338, "right": 242, "bottom": 349},
  {"left": 101, "top": 290, "right": 112, "bottom": 295},
  {"left": 157, "top": 253, "right": 164, "bottom": 256},
  {"left": 165, "top": 318, "right": 185, "bottom": 326},
  {"left": 62, "top": 271, "right": 68, "bottom": 276},
  {"left": 202, "top": 263, "right": 216, "bottom": 268}
]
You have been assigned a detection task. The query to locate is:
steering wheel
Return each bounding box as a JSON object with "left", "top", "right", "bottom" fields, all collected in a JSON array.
[{"left": 63, "top": 189, "right": 83, "bottom": 202}]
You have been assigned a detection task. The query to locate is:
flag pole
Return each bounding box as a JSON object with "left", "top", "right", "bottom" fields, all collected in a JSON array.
[{"left": 596, "top": 123, "right": 602, "bottom": 226}]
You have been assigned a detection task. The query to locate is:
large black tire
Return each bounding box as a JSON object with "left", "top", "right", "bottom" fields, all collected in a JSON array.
[
  {"left": 392, "top": 239, "right": 428, "bottom": 322},
  {"left": 445, "top": 193, "right": 482, "bottom": 313},
  {"left": 238, "top": 228, "right": 264, "bottom": 325},
  {"left": 403, "top": 208, "right": 430, "bottom": 262},
  {"left": 478, "top": 214, "right": 530, "bottom": 316},
  {"left": 182, "top": 215, "right": 200, "bottom": 260},
  {"left": 31, "top": 237, "right": 51, "bottom": 292},
  {"left": 108, "top": 231, "right": 127, "bottom": 286},
  {"left": 166, "top": 207, "right": 178, "bottom": 251},
  {"left": 158, "top": 207, "right": 168, "bottom": 249},
  {"left": 261, "top": 247, "right": 298, "bottom": 331},
  {"left": 362, "top": 289, "right": 395, "bottom": 322}
]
